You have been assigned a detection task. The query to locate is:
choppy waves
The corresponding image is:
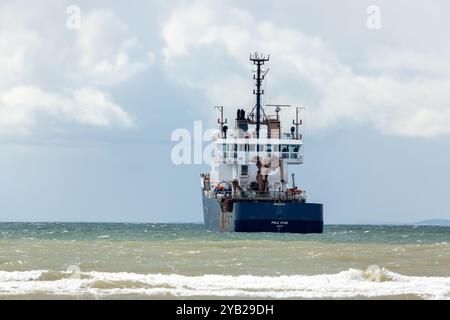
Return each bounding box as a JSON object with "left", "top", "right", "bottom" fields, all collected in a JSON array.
[{"left": 0, "top": 268, "right": 449, "bottom": 299}]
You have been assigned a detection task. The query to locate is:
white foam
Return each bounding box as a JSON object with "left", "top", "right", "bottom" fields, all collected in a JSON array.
[
  {"left": 0, "top": 270, "right": 44, "bottom": 282},
  {"left": 0, "top": 269, "right": 449, "bottom": 299}
]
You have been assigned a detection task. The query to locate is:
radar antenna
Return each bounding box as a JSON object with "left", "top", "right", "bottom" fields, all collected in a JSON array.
[{"left": 266, "top": 104, "right": 291, "bottom": 120}]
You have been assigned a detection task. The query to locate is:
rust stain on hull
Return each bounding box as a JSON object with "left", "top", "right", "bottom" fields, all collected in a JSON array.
[{"left": 219, "top": 198, "right": 234, "bottom": 232}]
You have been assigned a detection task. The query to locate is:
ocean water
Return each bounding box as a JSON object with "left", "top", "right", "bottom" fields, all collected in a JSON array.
[{"left": 0, "top": 223, "right": 449, "bottom": 300}]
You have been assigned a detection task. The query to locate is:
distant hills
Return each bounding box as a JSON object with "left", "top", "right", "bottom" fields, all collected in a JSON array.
[{"left": 413, "top": 219, "right": 450, "bottom": 226}]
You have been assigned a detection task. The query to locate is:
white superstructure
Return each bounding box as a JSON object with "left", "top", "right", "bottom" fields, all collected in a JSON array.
[{"left": 205, "top": 109, "right": 305, "bottom": 198}]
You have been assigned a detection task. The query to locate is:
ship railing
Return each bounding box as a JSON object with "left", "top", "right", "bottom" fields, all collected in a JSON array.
[
  {"left": 227, "top": 132, "right": 301, "bottom": 140},
  {"left": 206, "top": 190, "right": 306, "bottom": 201},
  {"left": 216, "top": 152, "right": 303, "bottom": 163},
  {"left": 232, "top": 191, "right": 306, "bottom": 201},
  {"left": 206, "top": 191, "right": 232, "bottom": 199}
]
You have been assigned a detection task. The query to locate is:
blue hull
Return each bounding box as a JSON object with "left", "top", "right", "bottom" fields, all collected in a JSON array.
[{"left": 202, "top": 192, "right": 323, "bottom": 233}]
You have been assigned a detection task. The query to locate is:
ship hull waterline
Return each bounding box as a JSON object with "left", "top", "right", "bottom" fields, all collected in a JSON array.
[{"left": 202, "top": 191, "right": 323, "bottom": 233}]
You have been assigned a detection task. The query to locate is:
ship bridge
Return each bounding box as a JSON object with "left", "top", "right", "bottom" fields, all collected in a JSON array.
[{"left": 213, "top": 134, "right": 303, "bottom": 165}]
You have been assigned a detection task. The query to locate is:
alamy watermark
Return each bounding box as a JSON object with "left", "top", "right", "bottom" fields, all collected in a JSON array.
[
  {"left": 66, "top": 5, "right": 81, "bottom": 30},
  {"left": 366, "top": 5, "right": 381, "bottom": 30},
  {"left": 171, "top": 121, "right": 219, "bottom": 165},
  {"left": 366, "top": 264, "right": 383, "bottom": 282},
  {"left": 170, "top": 120, "right": 300, "bottom": 180},
  {"left": 66, "top": 265, "right": 81, "bottom": 279}
]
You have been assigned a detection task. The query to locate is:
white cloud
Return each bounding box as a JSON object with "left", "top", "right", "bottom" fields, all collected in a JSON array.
[
  {"left": 76, "top": 10, "right": 154, "bottom": 86},
  {"left": 0, "top": 3, "right": 151, "bottom": 136},
  {"left": 162, "top": 2, "right": 450, "bottom": 138},
  {"left": 0, "top": 6, "right": 45, "bottom": 87},
  {"left": 0, "top": 86, "right": 133, "bottom": 135}
]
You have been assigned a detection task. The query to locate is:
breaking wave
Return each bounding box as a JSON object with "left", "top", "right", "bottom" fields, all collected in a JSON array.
[{"left": 0, "top": 268, "right": 449, "bottom": 299}]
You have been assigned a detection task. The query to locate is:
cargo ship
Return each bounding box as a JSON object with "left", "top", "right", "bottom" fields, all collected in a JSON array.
[{"left": 201, "top": 53, "right": 323, "bottom": 233}]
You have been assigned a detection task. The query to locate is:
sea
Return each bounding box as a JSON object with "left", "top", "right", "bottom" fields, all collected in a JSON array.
[{"left": 0, "top": 223, "right": 448, "bottom": 300}]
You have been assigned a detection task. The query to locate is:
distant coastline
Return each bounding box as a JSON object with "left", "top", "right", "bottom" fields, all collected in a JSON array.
[
  {"left": 322, "top": 218, "right": 450, "bottom": 227},
  {"left": 413, "top": 219, "right": 450, "bottom": 227}
]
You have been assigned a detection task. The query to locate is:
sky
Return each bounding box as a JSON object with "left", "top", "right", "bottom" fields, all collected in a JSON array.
[{"left": 1, "top": 0, "right": 450, "bottom": 223}]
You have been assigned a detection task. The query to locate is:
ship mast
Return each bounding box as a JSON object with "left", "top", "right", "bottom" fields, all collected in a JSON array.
[
  {"left": 250, "top": 52, "right": 269, "bottom": 139},
  {"left": 215, "top": 106, "right": 227, "bottom": 138},
  {"left": 250, "top": 52, "right": 270, "bottom": 192}
]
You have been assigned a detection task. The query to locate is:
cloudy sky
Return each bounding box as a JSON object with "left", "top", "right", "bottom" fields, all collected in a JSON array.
[{"left": 1, "top": 0, "right": 450, "bottom": 223}]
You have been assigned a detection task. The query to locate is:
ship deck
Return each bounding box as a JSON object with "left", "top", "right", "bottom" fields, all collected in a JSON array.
[{"left": 203, "top": 190, "right": 306, "bottom": 202}]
